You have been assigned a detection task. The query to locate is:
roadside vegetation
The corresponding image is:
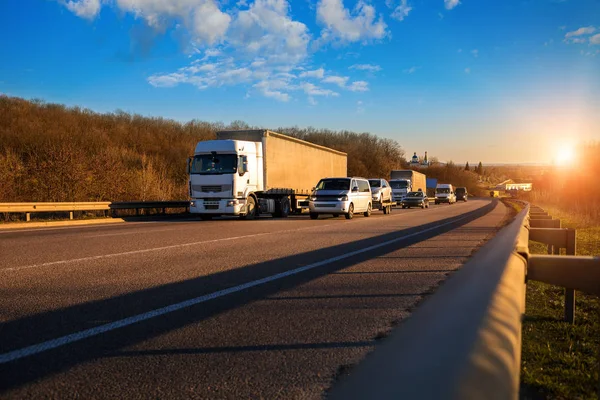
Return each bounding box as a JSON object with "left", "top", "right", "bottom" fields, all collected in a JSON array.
[
  {"left": 517, "top": 171, "right": 600, "bottom": 398},
  {"left": 0, "top": 95, "right": 489, "bottom": 204},
  {"left": 0, "top": 96, "right": 406, "bottom": 203}
]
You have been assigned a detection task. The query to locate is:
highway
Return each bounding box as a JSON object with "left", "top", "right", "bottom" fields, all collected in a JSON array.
[{"left": 0, "top": 199, "right": 507, "bottom": 399}]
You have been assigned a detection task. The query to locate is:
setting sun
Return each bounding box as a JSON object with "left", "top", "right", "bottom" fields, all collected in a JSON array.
[{"left": 555, "top": 146, "right": 576, "bottom": 165}]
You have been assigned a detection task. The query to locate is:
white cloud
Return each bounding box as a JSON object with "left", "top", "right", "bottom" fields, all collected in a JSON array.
[
  {"left": 390, "top": 0, "right": 412, "bottom": 21},
  {"left": 63, "top": 0, "right": 380, "bottom": 102},
  {"left": 322, "top": 75, "right": 349, "bottom": 87},
  {"left": 64, "top": 0, "right": 101, "bottom": 19},
  {"left": 148, "top": 72, "right": 187, "bottom": 87},
  {"left": 299, "top": 68, "right": 325, "bottom": 78},
  {"left": 349, "top": 64, "right": 381, "bottom": 72},
  {"left": 308, "top": 97, "right": 318, "bottom": 106},
  {"left": 464, "top": 67, "right": 470, "bottom": 74},
  {"left": 403, "top": 66, "right": 419, "bottom": 74},
  {"left": 348, "top": 80, "right": 369, "bottom": 91},
  {"left": 301, "top": 83, "right": 339, "bottom": 96},
  {"left": 565, "top": 26, "right": 596, "bottom": 38},
  {"left": 471, "top": 49, "right": 478, "bottom": 57},
  {"left": 229, "top": 0, "right": 310, "bottom": 65},
  {"left": 444, "top": 0, "right": 460, "bottom": 10},
  {"left": 357, "top": 100, "right": 365, "bottom": 113},
  {"left": 203, "top": 49, "right": 221, "bottom": 59},
  {"left": 191, "top": 2, "right": 232, "bottom": 45},
  {"left": 590, "top": 33, "right": 600, "bottom": 45},
  {"left": 570, "top": 38, "right": 586, "bottom": 44},
  {"left": 316, "top": 0, "right": 388, "bottom": 43}
]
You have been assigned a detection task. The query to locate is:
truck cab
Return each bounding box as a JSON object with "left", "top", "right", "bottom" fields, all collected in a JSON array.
[
  {"left": 390, "top": 179, "right": 411, "bottom": 203},
  {"left": 188, "top": 139, "right": 261, "bottom": 219}
]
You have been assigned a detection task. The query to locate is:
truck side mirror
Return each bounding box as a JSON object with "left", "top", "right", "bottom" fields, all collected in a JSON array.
[
  {"left": 186, "top": 157, "right": 192, "bottom": 174},
  {"left": 352, "top": 186, "right": 359, "bottom": 192}
]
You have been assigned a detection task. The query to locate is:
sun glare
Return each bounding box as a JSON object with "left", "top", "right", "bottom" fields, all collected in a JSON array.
[{"left": 555, "top": 146, "right": 575, "bottom": 165}]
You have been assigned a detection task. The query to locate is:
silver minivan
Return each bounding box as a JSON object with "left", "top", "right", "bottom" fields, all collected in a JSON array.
[{"left": 309, "top": 177, "right": 372, "bottom": 219}]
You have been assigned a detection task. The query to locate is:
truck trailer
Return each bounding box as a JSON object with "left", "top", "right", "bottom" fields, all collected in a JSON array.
[
  {"left": 188, "top": 130, "right": 347, "bottom": 219},
  {"left": 389, "top": 170, "right": 427, "bottom": 203}
]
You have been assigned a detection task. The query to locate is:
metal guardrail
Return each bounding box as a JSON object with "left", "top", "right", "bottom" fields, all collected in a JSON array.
[
  {"left": 0, "top": 201, "right": 190, "bottom": 221},
  {"left": 330, "top": 201, "right": 600, "bottom": 399},
  {"left": 109, "top": 201, "right": 190, "bottom": 217}
]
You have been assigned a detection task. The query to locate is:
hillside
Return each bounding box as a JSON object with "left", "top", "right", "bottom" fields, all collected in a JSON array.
[{"left": 0, "top": 96, "right": 407, "bottom": 202}]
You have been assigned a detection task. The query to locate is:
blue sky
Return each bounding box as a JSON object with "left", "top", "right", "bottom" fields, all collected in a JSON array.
[{"left": 1, "top": 0, "right": 599, "bottom": 164}]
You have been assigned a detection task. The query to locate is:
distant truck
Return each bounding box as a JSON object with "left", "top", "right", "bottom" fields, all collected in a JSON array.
[
  {"left": 389, "top": 170, "right": 427, "bottom": 203},
  {"left": 188, "top": 130, "right": 347, "bottom": 220}
]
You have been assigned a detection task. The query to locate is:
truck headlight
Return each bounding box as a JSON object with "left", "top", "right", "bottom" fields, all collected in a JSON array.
[
  {"left": 310, "top": 196, "right": 317, "bottom": 201},
  {"left": 190, "top": 201, "right": 196, "bottom": 207},
  {"left": 226, "top": 200, "right": 238, "bottom": 207},
  {"left": 339, "top": 195, "right": 348, "bottom": 201}
]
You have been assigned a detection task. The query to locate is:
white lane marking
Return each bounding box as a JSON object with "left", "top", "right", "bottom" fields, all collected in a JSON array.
[
  {"left": 85, "top": 228, "right": 181, "bottom": 238},
  {"left": 0, "top": 212, "right": 473, "bottom": 364}
]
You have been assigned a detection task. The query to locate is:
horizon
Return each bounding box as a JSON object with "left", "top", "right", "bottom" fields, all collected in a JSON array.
[{"left": 1, "top": 0, "right": 598, "bottom": 164}]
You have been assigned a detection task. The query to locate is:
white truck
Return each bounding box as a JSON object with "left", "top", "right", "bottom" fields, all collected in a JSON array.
[
  {"left": 188, "top": 130, "right": 347, "bottom": 220},
  {"left": 389, "top": 170, "right": 427, "bottom": 203}
]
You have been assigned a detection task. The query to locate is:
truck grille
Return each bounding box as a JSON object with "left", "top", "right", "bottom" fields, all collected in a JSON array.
[{"left": 201, "top": 185, "right": 222, "bottom": 192}]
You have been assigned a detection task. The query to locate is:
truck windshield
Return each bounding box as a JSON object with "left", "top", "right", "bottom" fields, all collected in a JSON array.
[
  {"left": 191, "top": 154, "right": 237, "bottom": 174},
  {"left": 368, "top": 180, "right": 381, "bottom": 188},
  {"left": 436, "top": 188, "right": 450, "bottom": 194},
  {"left": 390, "top": 181, "right": 408, "bottom": 189},
  {"left": 316, "top": 179, "right": 350, "bottom": 190},
  {"left": 455, "top": 188, "right": 466, "bottom": 194}
]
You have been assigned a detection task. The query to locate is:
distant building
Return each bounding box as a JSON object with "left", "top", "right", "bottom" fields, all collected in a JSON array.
[
  {"left": 494, "top": 179, "right": 532, "bottom": 192},
  {"left": 410, "top": 151, "right": 430, "bottom": 167}
]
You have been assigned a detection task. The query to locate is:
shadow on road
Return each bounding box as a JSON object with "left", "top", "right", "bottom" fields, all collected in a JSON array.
[{"left": 0, "top": 200, "right": 497, "bottom": 392}]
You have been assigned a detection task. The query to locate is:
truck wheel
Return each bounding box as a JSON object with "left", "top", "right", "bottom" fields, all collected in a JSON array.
[
  {"left": 273, "top": 197, "right": 291, "bottom": 218},
  {"left": 383, "top": 205, "right": 388, "bottom": 214},
  {"left": 241, "top": 196, "right": 257, "bottom": 220},
  {"left": 310, "top": 212, "right": 319, "bottom": 220},
  {"left": 345, "top": 203, "right": 354, "bottom": 220},
  {"left": 421, "top": 202, "right": 425, "bottom": 209},
  {"left": 364, "top": 203, "right": 372, "bottom": 217}
]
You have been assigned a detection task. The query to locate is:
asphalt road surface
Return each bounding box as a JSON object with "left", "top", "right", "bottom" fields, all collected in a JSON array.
[{"left": 0, "top": 199, "right": 508, "bottom": 399}]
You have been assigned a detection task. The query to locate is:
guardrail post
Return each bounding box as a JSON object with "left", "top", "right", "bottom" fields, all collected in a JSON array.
[
  {"left": 564, "top": 228, "right": 576, "bottom": 324},
  {"left": 26, "top": 212, "right": 30, "bottom": 222},
  {"left": 69, "top": 211, "right": 73, "bottom": 220}
]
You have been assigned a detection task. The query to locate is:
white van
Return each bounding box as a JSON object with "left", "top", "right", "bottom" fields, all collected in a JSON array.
[
  {"left": 309, "top": 177, "right": 372, "bottom": 219},
  {"left": 435, "top": 183, "right": 456, "bottom": 205}
]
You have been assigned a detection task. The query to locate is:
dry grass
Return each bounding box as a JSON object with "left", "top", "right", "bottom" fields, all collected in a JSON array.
[{"left": 520, "top": 203, "right": 600, "bottom": 399}]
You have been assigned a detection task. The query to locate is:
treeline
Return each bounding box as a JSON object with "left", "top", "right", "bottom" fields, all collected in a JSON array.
[
  {"left": 0, "top": 96, "right": 406, "bottom": 202},
  {"left": 415, "top": 162, "right": 483, "bottom": 196}
]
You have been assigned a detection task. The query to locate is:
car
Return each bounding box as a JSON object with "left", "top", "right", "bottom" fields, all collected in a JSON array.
[
  {"left": 309, "top": 177, "right": 372, "bottom": 220},
  {"left": 368, "top": 178, "right": 393, "bottom": 208},
  {"left": 455, "top": 187, "right": 468, "bottom": 202},
  {"left": 401, "top": 191, "right": 429, "bottom": 209},
  {"left": 435, "top": 184, "right": 456, "bottom": 204}
]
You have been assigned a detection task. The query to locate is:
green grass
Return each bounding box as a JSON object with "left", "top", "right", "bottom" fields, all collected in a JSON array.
[{"left": 520, "top": 204, "right": 600, "bottom": 399}]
